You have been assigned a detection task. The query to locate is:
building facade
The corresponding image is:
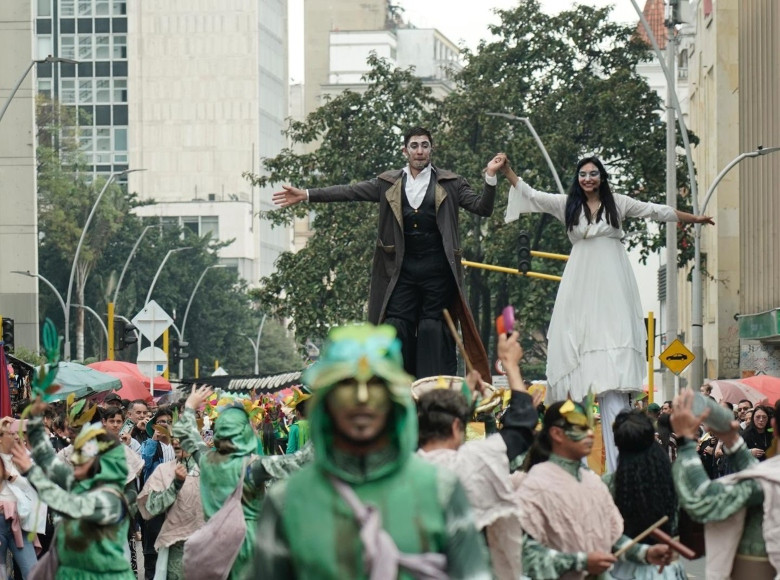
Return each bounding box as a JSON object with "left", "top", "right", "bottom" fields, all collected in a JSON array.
[
  {"left": 683, "top": 0, "right": 741, "bottom": 379},
  {"left": 33, "top": 0, "right": 291, "bottom": 286},
  {"left": 0, "top": 0, "right": 40, "bottom": 351},
  {"left": 736, "top": 0, "right": 780, "bottom": 376}
]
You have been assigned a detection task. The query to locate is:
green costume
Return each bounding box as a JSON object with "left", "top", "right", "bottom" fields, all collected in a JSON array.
[
  {"left": 251, "top": 324, "right": 491, "bottom": 579},
  {"left": 285, "top": 419, "right": 310, "bottom": 454},
  {"left": 673, "top": 438, "right": 766, "bottom": 557},
  {"left": 25, "top": 417, "right": 133, "bottom": 579}
]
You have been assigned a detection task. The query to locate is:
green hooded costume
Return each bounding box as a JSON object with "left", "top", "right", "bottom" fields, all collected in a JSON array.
[
  {"left": 25, "top": 417, "right": 133, "bottom": 579},
  {"left": 173, "top": 403, "right": 261, "bottom": 580},
  {"left": 251, "top": 324, "right": 490, "bottom": 579}
]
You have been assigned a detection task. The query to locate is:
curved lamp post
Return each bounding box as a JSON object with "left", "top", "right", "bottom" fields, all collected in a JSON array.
[
  {"left": 690, "top": 146, "right": 780, "bottom": 389},
  {"left": 112, "top": 224, "right": 157, "bottom": 313},
  {"left": 0, "top": 55, "right": 78, "bottom": 126},
  {"left": 64, "top": 168, "right": 146, "bottom": 360},
  {"left": 485, "top": 112, "right": 566, "bottom": 196},
  {"left": 179, "top": 264, "right": 227, "bottom": 377},
  {"left": 144, "top": 247, "right": 192, "bottom": 305},
  {"left": 10, "top": 270, "right": 66, "bottom": 326}
]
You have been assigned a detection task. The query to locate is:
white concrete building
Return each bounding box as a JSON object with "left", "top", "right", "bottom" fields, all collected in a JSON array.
[
  {"left": 126, "top": 0, "right": 291, "bottom": 283},
  {"left": 323, "top": 28, "right": 460, "bottom": 100}
]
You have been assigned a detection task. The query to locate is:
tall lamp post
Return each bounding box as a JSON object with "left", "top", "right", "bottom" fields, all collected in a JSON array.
[
  {"left": 179, "top": 264, "right": 226, "bottom": 376},
  {"left": 690, "top": 146, "right": 780, "bottom": 390},
  {"left": 10, "top": 270, "right": 66, "bottom": 326},
  {"left": 144, "top": 247, "right": 192, "bottom": 305},
  {"left": 112, "top": 224, "right": 157, "bottom": 313},
  {"left": 64, "top": 168, "right": 145, "bottom": 360},
  {"left": 485, "top": 112, "right": 566, "bottom": 195},
  {"left": 0, "top": 55, "right": 78, "bottom": 126},
  {"left": 238, "top": 316, "right": 267, "bottom": 376}
]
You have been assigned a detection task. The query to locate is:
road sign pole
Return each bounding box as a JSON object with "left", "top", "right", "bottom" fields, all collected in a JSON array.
[{"left": 647, "top": 312, "right": 654, "bottom": 404}]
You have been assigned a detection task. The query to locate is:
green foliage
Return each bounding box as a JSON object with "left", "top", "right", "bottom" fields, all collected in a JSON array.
[
  {"left": 35, "top": 99, "right": 304, "bottom": 375},
  {"left": 246, "top": 3, "right": 694, "bottom": 375},
  {"left": 246, "top": 54, "right": 438, "bottom": 342}
]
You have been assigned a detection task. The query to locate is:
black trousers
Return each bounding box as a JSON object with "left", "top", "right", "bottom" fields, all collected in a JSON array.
[{"left": 384, "top": 250, "right": 457, "bottom": 378}]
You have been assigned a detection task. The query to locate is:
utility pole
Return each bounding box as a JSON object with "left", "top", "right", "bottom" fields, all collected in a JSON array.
[{"left": 663, "top": 2, "right": 678, "bottom": 400}]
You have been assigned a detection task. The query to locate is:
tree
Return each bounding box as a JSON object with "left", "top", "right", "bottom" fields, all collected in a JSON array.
[
  {"left": 36, "top": 96, "right": 129, "bottom": 361},
  {"left": 245, "top": 54, "right": 437, "bottom": 342},
  {"left": 430, "top": 1, "right": 697, "bottom": 373}
]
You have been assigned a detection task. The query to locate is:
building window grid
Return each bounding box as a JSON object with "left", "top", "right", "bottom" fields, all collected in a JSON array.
[
  {"left": 60, "top": 33, "right": 126, "bottom": 61},
  {"left": 75, "top": 126, "right": 128, "bottom": 165},
  {"left": 58, "top": 0, "right": 126, "bottom": 17},
  {"left": 163, "top": 216, "right": 220, "bottom": 240},
  {"left": 62, "top": 77, "right": 127, "bottom": 105}
]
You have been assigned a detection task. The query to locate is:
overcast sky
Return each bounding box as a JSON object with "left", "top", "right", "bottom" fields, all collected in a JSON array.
[{"left": 288, "top": 0, "right": 646, "bottom": 82}]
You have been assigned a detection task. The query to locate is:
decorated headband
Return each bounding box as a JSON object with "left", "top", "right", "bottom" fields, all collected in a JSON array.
[
  {"left": 282, "top": 387, "right": 312, "bottom": 410},
  {"left": 71, "top": 422, "right": 114, "bottom": 466}
]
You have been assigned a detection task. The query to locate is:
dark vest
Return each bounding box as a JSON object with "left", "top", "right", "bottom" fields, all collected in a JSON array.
[{"left": 402, "top": 172, "right": 442, "bottom": 255}]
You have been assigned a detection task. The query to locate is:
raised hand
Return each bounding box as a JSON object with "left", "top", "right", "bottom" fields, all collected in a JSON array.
[
  {"left": 185, "top": 384, "right": 214, "bottom": 411},
  {"left": 671, "top": 389, "right": 709, "bottom": 439},
  {"left": 272, "top": 185, "right": 307, "bottom": 208},
  {"left": 486, "top": 153, "right": 507, "bottom": 177}
]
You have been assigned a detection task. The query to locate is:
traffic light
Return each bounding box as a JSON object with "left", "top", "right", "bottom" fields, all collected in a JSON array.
[
  {"left": 518, "top": 231, "right": 531, "bottom": 275},
  {"left": 1, "top": 318, "right": 14, "bottom": 353},
  {"left": 114, "top": 318, "right": 138, "bottom": 350},
  {"left": 171, "top": 338, "right": 189, "bottom": 366}
]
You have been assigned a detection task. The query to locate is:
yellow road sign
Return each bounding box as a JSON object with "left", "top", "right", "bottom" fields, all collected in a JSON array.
[{"left": 659, "top": 338, "right": 695, "bottom": 375}]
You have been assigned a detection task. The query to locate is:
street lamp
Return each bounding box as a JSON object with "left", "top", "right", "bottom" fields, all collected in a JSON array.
[
  {"left": 0, "top": 55, "right": 79, "bottom": 126},
  {"left": 144, "top": 247, "right": 192, "bottom": 305},
  {"left": 64, "top": 168, "right": 146, "bottom": 360},
  {"left": 179, "top": 264, "right": 227, "bottom": 376},
  {"left": 485, "top": 112, "right": 566, "bottom": 195},
  {"left": 238, "top": 316, "right": 267, "bottom": 375},
  {"left": 690, "top": 146, "right": 780, "bottom": 390},
  {"left": 10, "top": 270, "right": 67, "bottom": 327},
  {"left": 70, "top": 304, "right": 108, "bottom": 349},
  {"left": 112, "top": 224, "right": 157, "bottom": 312}
]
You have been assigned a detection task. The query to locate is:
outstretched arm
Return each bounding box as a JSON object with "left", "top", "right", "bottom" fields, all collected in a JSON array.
[
  {"left": 675, "top": 209, "right": 715, "bottom": 225},
  {"left": 272, "top": 185, "right": 307, "bottom": 208}
]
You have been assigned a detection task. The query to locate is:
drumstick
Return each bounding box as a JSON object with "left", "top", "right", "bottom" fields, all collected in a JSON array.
[
  {"left": 442, "top": 309, "right": 473, "bottom": 374},
  {"left": 613, "top": 515, "right": 669, "bottom": 558},
  {"left": 650, "top": 528, "right": 697, "bottom": 560}
]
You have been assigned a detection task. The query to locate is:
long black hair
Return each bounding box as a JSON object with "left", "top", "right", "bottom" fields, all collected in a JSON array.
[
  {"left": 564, "top": 157, "right": 621, "bottom": 231},
  {"left": 613, "top": 410, "right": 677, "bottom": 539},
  {"left": 523, "top": 401, "right": 567, "bottom": 471}
]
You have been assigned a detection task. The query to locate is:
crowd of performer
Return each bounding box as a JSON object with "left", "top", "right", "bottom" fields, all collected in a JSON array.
[{"left": 3, "top": 127, "right": 775, "bottom": 579}]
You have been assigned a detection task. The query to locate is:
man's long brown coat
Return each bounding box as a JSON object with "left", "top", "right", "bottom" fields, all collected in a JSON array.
[{"left": 309, "top": 166, "right": 495, "bottom": 380}]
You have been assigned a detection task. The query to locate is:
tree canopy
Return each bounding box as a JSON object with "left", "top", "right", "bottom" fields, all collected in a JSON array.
[{"left": 247, "top": 2, "right": 697, "bottom": 378}]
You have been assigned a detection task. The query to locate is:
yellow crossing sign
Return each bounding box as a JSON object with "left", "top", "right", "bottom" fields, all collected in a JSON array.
[{"left": 659, "top": 339, "right": 695, "bottom": 375}]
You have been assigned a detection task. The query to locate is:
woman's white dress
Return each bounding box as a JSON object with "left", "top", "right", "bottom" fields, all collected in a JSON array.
[{"left": 506, "top": 179, "right": 678, "bottom": 403}]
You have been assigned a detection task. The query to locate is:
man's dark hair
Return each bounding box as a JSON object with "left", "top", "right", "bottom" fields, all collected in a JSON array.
[
  {"left": 722, "top": 401, "right": 734, "bottom": 411},
  {"left": 102, "top": 406, "right": 124, "bottom": 421},
  {"left": 403, "top": 127, "right": 433, "bottom": 147},
  {"left": 417, "top": 389, "right": 469, "bottom": 447},
  {"left": 738, "top": 399, "right": 753, "bottom": 409},
  {"left": 663, "top": 400, "right": 673, "bottom": 407}
]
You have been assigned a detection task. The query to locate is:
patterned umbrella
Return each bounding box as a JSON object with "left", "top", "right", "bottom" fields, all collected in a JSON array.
[
  {"left": 707, "top": 379, "right": 768, "bottom": 406},
  {"left": 740, "top": 375, "right": 780, "bottom": 405}
]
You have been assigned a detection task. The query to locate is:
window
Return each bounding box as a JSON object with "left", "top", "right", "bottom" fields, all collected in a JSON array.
[
  {"left": 61, "top": 79, "right": 76, "bottom": 104},
  {"left": 182, "top": 217, "right": 199, "bottom": 235},
  {"left": 113, "top": 0, "right": 126, "bottom": 15},
  {"left": 37, "top": 79, "right": 53, "bottom": 99},
  {"left": 78, "top": 34, "right": 92, "bottom": 60},
  {"left": 113, "top": 79, "right": 127, "bottom": 103},
  {"left": 79, "top": 79, "right": 93, "bottom": 104},
  {"left": 95, "top": 79, "right": 110, "bottom": 103},
  {"left": 95, "top": 35, "right": 110, "bottom": 59},
  {"left": 61, "top": 0, "right": 75, "bottom": 17},
  {"left": 95, "top": 0, "right": 110, "bottom": 16},
  {"left": 113, "top": 35, "right": 127, "bottom": 59},
  {"left": 61, "top": 35, "right": 76, "bottom": 59},
  {"left": 37, "top": 36, "right": 52, "bottom": 60},
  {"left": 201, "top": 216, "right": 219, "bottom": 239},
  {"left": 37, "top": 0, "right": 52, "bottom": 17},
  {"left": 95, "top": 128, "right": 111, "bottom": 163},
  {"left": 78, "top": 0, "right": 92, "bottom": 17},
  {"left": 113, "top": 127, "right": 127, "bottom": 163}
]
